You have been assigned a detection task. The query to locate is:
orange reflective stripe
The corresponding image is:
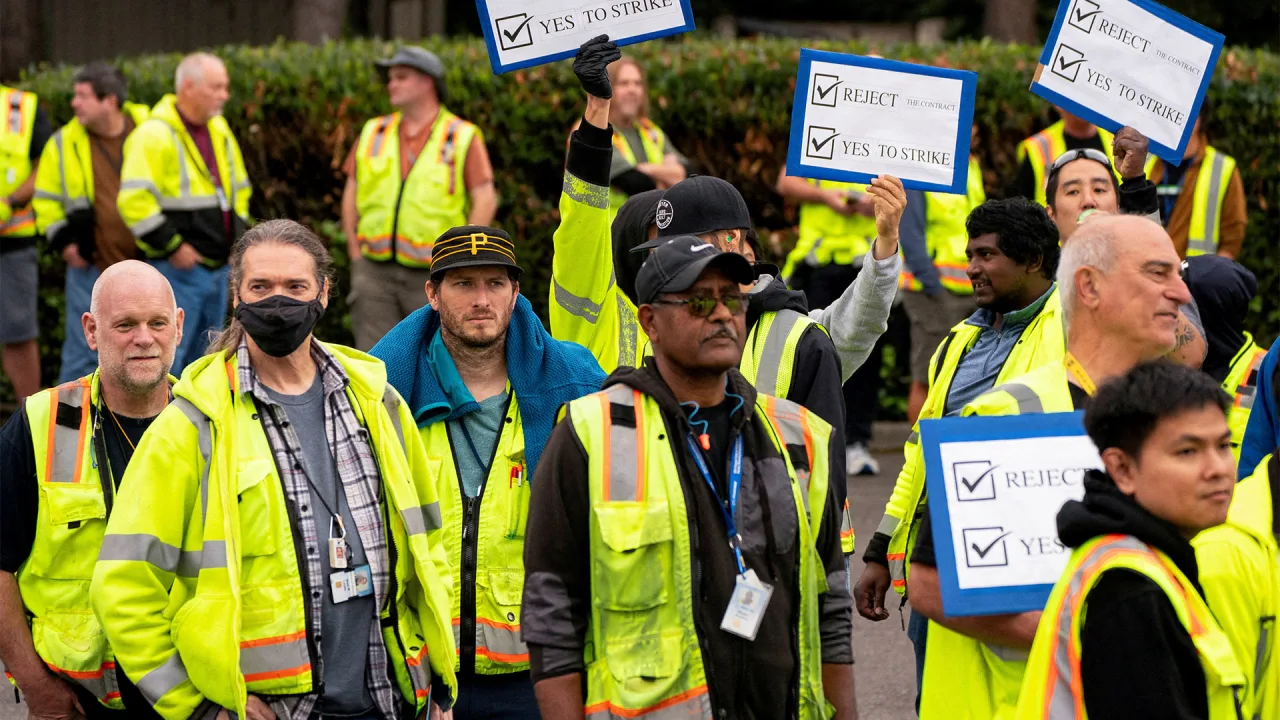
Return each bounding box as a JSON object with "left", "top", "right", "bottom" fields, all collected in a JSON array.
[
  {"left": 72, "top": 380, "right": 91, "bottom": 484},
  {"left": 585, "top": 684, "right": 710, "bottom": 719},
  {"left": 366, "top": 116, "right": 393, "bottom": 159},
  {"left": 44, "top": 387, "right": 58, "bottom": 483},
  {"left": 1235, "top": 352, "right": 1265, "bottom": 408},
  {"left": 598, "top": 393, "right": 613, "bottom": 502},
  {"left": 47, "top": 660, "right": 114, "bottom": 680},
  {"left": 476, "top": 616, "right": 519, "bottom": 633},
  {"left": 243, "top": 663, "right": 310, "bottom": 683},
  {"left": 240, "top": 630, "right": 307, "bottom": 649},
  {"left": 475, "top": 647, "right": 530, "bottom": 663}
]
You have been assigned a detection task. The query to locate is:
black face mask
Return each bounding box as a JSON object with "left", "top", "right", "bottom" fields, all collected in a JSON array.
[{"left": 235, "top": 294, "right": 326, "bottom": 358}]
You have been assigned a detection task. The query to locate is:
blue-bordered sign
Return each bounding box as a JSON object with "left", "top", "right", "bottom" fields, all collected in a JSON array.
[
  {"left": 475, "top": 0, "right": 695, "bottom": 75},
  {"left": 786, "top": 49, "right": 977, "bottom": 194},
  {"left": 920, "top": 412, "right": 1101, "bottom": 616},
  {"left": 1032, "top": 0, "right": 1224, "bottom": 163}
]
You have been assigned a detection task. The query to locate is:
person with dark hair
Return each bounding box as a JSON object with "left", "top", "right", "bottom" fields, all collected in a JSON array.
[
  {"left": 35, "top": 62, "right": 152, "bottom": 383},
  {"left": 1184, "top": 255, "right": 1267, "bottom": 457},
  {"left": 1014, "top": 107, "right": 1123, "bottom": 206},
  {"left": 1146, "top": 102, "right": 1248, "bottom": 259},
  {"left": 342, "top": 46, "right": 498, "bottom": 351},
  {"left": 856, "top": 196, "right": 1063, "bottom": 708},
  {"left": 368, "top": 225, "right": 604, "bottom": 719},
  {"left": 92, "top": 219, "right": 460, "bottom": 720},
  {"left": 1016, "top": 360, "right": 1244, "bottom": 719},
  {"left": 907, "top": 213, "right": 1194, "bottom": 719}
]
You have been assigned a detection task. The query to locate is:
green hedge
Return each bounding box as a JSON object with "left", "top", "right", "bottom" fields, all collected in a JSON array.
[{"left": 14, "top": 37, "right": 1280, "bottom": 405}]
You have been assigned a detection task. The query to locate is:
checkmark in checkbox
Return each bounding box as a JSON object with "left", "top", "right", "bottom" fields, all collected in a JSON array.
[
  {"left": 963, "top": 527, "right": 1012, "bottom": 568},
  {"left": 810, "top": 73, "right": 842, "bottom": 107},
  {"left": 805, "top": 126, "right": 839, "bottom": 160},
  {"left": 953, "top": 460, "right": 998, "bottom": 502},
  {"left": 1051, "top": 43, "right": 1087, "bottom": 82},
  {"left": 495, "top": 13, "right": 534, "bottom": 51},
  {"left": 1068, "top": 0, "right": 1102, "bottom": 34}
]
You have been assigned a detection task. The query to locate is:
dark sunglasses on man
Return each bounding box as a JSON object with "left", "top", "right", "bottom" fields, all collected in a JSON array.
[{"left": 651, "top": 291, "right": 747, "bottom": 318}]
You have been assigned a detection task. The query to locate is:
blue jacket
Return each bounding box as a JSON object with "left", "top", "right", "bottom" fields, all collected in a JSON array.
[{"left": 1239, "top": 335, "right": 1280, "bottom": 475}]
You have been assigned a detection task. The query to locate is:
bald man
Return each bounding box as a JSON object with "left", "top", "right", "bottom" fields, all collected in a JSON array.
[{"left": 0, "top": 260, "right": 180, "bottom": 720}]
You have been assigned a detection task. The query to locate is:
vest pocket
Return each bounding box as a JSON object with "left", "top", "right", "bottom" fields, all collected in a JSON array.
[
  {"left": 44, "top": 483, "right": 106, "bottom": 526},
  {"left": 30, "top": 485, "right": 107, "bottom": 579},
  {"left": 236, "top": 459, "right": 278, "bottom": 557},
  {"left": 600, "top": 628, "right": 684, "bottom": 693},
  {"left": 30, "top": 610, "right": 109, "bottom": 679},
  {"left": 591, "top": 504, "right": 673, "bottom": 612}
]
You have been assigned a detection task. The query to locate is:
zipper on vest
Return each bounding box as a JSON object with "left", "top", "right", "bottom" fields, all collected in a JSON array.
[
  {"left": 389, "top": 182, "right": 407, "bottom": 263},
  {"left": 92, "top": 410, "right": 115, "bottom": 518}
]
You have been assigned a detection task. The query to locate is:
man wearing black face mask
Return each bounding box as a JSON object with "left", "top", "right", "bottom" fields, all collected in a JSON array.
[{"left": 93, "top": 219, "right": 459, "bottom": 720}]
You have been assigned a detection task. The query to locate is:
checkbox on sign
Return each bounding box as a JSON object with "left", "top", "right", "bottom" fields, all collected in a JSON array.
[
  {"left": 953, "top": 460, "right": 998, "bottom": 502},
  {"left": 1068, "top": 0, "right": 1102, "bottom": 34},
  {"left": 1051, "top": 44, "right": 1087, "bottom": 82},
  {"left": 963, "top": 527, "right": 1012, "bottom": 568},
  {"left": 805, "top": 126, "right": 839, "bottom": 160},
  {"left": 495, "top": 13, "right": 534, "bottom": 51},
  {"left": 810, "top": 73, "right": 842, "bottom": 107}
]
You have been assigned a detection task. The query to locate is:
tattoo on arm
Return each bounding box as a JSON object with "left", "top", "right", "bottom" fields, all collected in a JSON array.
[{"left": 1175, "top": 317, "right": 1194, "bottom": 350}]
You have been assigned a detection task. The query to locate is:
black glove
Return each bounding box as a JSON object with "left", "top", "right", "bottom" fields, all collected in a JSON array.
[{"left": 573, "top": 35, "right": 621, "bottom": 99}]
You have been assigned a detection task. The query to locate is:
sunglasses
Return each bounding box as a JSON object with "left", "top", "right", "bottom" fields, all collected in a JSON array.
[
  {"left": 651, "top": 292, "right": 747, "bottom": 318},
  {"left": 1048, "top": 148, "right": 1113, "bottom": 175}
]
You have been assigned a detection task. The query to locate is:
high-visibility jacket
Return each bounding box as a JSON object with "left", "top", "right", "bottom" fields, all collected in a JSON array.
[
  {"left": 1017, "top": 534, "right": 1246, "bottom": 720},
  {"left": 608, "top": 118, "right": 667, "bottom": 214},
  {"left": 422, "top": 390, "right": 530, "bottom": 675},
  {"left": 1196, "top": 454, "right": 1279, "bottom": 720},
  {"left": 354, "top": 109, "right": 477, "bottom": 268},
  {"left": 567, "top": 383, "right": 834, "bottom": 719},
  {"left": 781, "top": 180, "right": 877, "bottom": 279},
  {"left": 880, "top": 288, "right": 1064, "bottom": 594},
  {"left": 33, "top": 103, "right": 151, "bottom": 246},
  {"left": 1223, "top": 334, "right": 1268, "bottom": 460},
  {"left": 0, "top": 85, "right": 39, "bottom": 237},
  {"left": 899, "top": 157, "right": 986, "bottom": 294},
  {"left": 1148, "top": 145, "right": 1238, "bottom": 257},
  {"left": 90, "top": 345, "right": 457, "bottom": 720},
  {"left": 1192, "top": 453, "right": 1274, "bottom": 717},
  {"left": 9, "top": 372, "right": 167, "bottom": 710},
  {"left": 1017, "top": 121, "right": 1118, "bottom": 207},
  {"left": 918, "top": 360, "right": 1077, "bottom": 720},
  {"left": 117, "top": 94, "right": 251, "bottom": 266}
]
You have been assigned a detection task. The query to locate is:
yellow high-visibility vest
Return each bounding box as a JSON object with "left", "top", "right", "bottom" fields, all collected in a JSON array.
[
  {"left": 608, "top": 118, "right": 667, "bottom": 215},
  {"left": 0, "top": 85, "right": 39, "bottom": 237},
  {"left": 899, "top": 157, "right": 986, "bottom": 294},
  {"left": 781, "top": 180, "right": 877, "bottom": 279}
]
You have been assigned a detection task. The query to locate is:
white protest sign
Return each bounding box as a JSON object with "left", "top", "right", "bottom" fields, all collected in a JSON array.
[
  {"left": 1032, "top": 0, "right": 1224, "bottom": 161},
  {"left": 476, "top": 0, "right": 694, "bottom": 74},
  {"left": 786, "top": 50, "right": 977, "bottom": 194},
  {"left": 922, "top": 412, "right": 1103, "bottom": 616}
]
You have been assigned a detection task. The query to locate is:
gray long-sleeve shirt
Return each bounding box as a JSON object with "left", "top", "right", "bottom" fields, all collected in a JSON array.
[{"left": 803, "top": 246, "right": 902, "bottom": 383}]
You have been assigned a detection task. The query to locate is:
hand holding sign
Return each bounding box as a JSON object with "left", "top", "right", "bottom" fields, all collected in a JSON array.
[
  {"left": 1111, "top": 126, "right": 1150, "bottom": 180},
  {"left": 867, "top": 175, "right": 907, "bottom": 245}
]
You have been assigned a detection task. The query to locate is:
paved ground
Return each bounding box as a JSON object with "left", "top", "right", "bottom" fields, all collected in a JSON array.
[{"left": 0, "top": 447, "right": 918, "bottom": 720}]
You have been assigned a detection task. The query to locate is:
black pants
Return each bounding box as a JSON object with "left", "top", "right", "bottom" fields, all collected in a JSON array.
[
  {"left": 800, "top": 263, "right": 880, "bottom": 446},
  {"left": 70, "top": 669, "right": 163, "bottom": 720}
]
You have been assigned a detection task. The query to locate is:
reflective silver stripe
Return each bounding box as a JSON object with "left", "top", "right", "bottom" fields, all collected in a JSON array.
[
  {"left": 234, "top": 180, "right": 252, "bottom": 191},
  {"left": 585, "top": 689, "right": 714, "bottom": 719},
  {"left": 907, "top": 430, "right": 919, "bottom": 445},
  {"left": 754, "top": 309, "right": 803, "bottom": 396},
  {"left": 172, "top": 398, "right": 213, "bottom": 526},
  {"left": 553, "top": 277, "right": 608, "bottom": 323},
  {"left": 53, "top": 130, "right": 69, "bottom": 202},
  {"left": 1198, "top": 151, "right": 1226, "bottom": 251},
  {"left": 888, "top": 556, "right": 906, "bottom": 585},
  {"left": 406, "top": 646, "right": 430, "bottom": 696},
  {"left": 937, "top": 266, "right": 969, "bottom": 281},
  {"left": 987, "top": 644, "right": 1030, "bottom": 662},
  {"left": 1253, "top": 619, "right": 1272, "bottom": 720},
  {"left": 65, "top": 198, "right": 90, "bottom": 212},
  {"left": 604, "top": 385, "right": 641, "bottom": 502},
  {"left": 98, "top": 533, "right": 181, "bottom": 573},
  {"left": 224, "top": 136, "right": 236, "bottom": 212},
  {"left": 33, "top": 189, "right": 64, "bottom": 202},
  {"left": 1237, "top": 385, "right": 1256, "bottom": 411},
  {"left": 240, "top": 635, "right": 310, "bottom": 678},
  {"left": 562, "top": 173, "right": 609, "bottom": 210},
  {"left": 159, "top": 196, "right": 221, "bottom": 211},
  {"left": 120, "top": 178, "right": 162, "bottom": 197},
  {"left": 382, "top": 387, "right": 407, "bottom": 454},
  {"left": 478, "top": 621, "right": 527, "bottom": 660},
  {"left": 369, "top": 118, "right": 391, "bottom": 157},
  {"left": 991, "top": 382, "right": 1044, "bottom": 414},
  {"left": 876, "top": 514, "right": 900, "bottom": 537},
  {"left": 129, "top": 214, "right": 166, "bottom": 237},
  {"left": 8, "top": 92, "right": 22, "bottom": 133},
  {"left": 176, "top": 539, "right": 228, "bottom": 577},
  {"left": 44, "top": 219, "right": 68, "bottom": 238},
  {"left": 49, "top": 383, "right": 89, "bottom": 483},
  {"left": 617, "top": 294, "right": 640, "bottom": 367},
  {"left": 135, "top": 653, "right": 189, "bottom": 705},
  {"left": 401, "top": 503, "right": 442, "bottom": 536},
  {"left": 163, "top": 124, "right": 191, "bottom": 198},
  {"left": 1186, "top": 237, "right": 1216, "bottom": 254}
]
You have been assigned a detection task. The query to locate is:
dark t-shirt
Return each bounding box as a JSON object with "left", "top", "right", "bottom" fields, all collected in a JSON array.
[
  {"left": 30, "top": 107, "right": 52, "bottom": 161},
  {"left": 683, "top": 399, "right": 734, "bottom": 497},
  {"left": 0, "top": 399, "right": 154, "bottom": 573}
]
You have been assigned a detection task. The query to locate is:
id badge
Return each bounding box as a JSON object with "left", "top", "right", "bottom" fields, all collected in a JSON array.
[
  {"left": 329, "top": 570, "right": 354, "bottom": 604},
  {"left": 720, "top": 569, "right": 773, "bottom": 641},
  {"left": 328, "top": 536, "right": 348, "bottom": 569},
  {"left": 215, "top": 187, "right": 229, "bottom": 212},
  {"left": 351, "top": 565, "right": 373, "bottom": 598}
]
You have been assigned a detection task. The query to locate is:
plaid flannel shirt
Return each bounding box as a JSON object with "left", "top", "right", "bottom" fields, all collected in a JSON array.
[{"left": 236, "top": 340, "right": 400, "bottom": 720}]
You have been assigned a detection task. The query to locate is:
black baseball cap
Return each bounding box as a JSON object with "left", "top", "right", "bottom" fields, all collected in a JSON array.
[
  {"left": 635, "top": 235, "right": 755, "bottom": 305},
  {"left": 429, "top": 225, "right": 523, "bottom": 281},
  {"left": 643, "top": 175, "right": 753, "bottom": 244}
]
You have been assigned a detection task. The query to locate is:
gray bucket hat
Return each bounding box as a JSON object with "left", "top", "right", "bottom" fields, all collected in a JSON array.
[{"left": 376, "top": 46, "right": 447, "bottom": 100}]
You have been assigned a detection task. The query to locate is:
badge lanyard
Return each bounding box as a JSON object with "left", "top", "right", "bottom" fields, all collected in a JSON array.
[
  {"left": 1064, "top": 352, "right": 1097, "bottom": 396},
  {"left": 686, "top": 433, "right": 747, "bottom": 576}
]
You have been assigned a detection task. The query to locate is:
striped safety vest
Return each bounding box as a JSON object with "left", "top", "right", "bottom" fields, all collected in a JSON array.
[
  {"left": 0, "top": 85, "right": 39, "bottom": 237},
  {"left": 1151, "top": 146, "right": 1238, "bottom": 257},
  {"left": 1223, "top": 334, "right": 1268, "bottom": 460},
  {"left": 899, "top": 156, "right": 986, "bottom": 294}
]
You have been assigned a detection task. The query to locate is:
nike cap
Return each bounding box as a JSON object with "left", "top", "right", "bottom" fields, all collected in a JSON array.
[{"left": 635, "top": 235, "right": 755, "bottom": 305}]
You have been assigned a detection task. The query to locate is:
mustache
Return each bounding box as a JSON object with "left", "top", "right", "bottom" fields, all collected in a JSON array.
[{"left": 703, "top": 325, "right": 740, "bottom": 343}]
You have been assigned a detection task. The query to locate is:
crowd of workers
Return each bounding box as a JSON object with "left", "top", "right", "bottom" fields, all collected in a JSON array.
[{"left": 0, "top": 28, "right": 1274, "bottom": 720}]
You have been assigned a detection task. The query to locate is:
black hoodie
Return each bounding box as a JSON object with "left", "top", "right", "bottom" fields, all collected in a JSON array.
[
  {"left": 1055, "top": 471, "right": 1210, "bottom": 720},
  {"left": 522, "top": 362, "right": 852, "bottom": 719}
]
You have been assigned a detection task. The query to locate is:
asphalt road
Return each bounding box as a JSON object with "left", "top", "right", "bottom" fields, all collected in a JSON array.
[{"left": 0, "top": 449, "right": 918, "bottom": 720}]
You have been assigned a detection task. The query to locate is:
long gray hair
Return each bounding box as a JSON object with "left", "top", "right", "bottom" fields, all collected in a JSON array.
[{"left": 206, "top": 219, "right": 335, "bottom": 357}]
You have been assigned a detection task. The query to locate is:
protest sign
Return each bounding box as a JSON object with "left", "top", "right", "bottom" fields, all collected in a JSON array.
[
  {"left": 921, "top": 412, "right": 1102, "bottom": 616},
  {"left": 1032, "top": 0, "right": 1224, "bottom": 162},
  {"left": 785, "top": 49, "right": 977, "bottom": 194},
  {"left": 476, "top": 0, "right": 694, "bottom": 74}
]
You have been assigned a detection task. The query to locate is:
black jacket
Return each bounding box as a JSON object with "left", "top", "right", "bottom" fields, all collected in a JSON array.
[
  {"left": 521, "top": 362, "right": 852, "bottom": 719},
  {"left": 1056, "top": 471, "right": 1210, "bottom": 720}
]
